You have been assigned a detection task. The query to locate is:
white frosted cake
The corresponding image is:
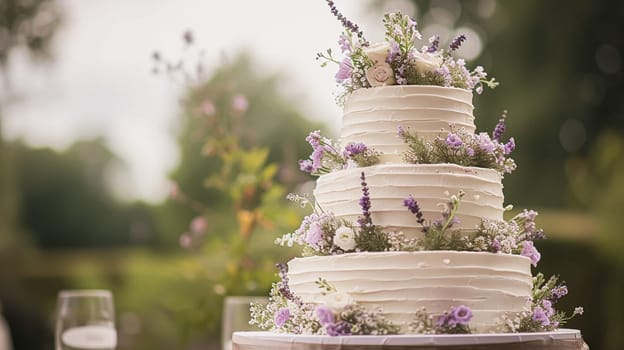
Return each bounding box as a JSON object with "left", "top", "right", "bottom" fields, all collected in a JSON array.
[
  {"left": 288, "top": 251, "right": 532, "bottom": 332},
  {"left": 250, "top": 8, "right": 581, "bottom": 338}
]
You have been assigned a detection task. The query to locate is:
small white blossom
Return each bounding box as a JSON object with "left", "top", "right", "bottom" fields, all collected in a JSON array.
[{"left": 333, "top": 226, "right": 357, "bottom": 251}]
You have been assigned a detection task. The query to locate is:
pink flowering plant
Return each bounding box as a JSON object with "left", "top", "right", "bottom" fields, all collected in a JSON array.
[
  {"left": 398, "top": 112, "right": 517, "bottom": 175},
  {"left": 299, "top": 130, "right": 380, "bottom": 175},
  {"left": 250, "top": 265, "right": 399, "bottom": 335},
  {"left": 500, "top": 273, "right": 583, "bottom": 332},
  {"left": 317, "top": 1, "right": 498, "bottom": 103}
]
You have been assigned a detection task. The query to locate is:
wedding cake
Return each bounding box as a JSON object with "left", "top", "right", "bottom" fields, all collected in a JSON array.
[{"left": 249, "top": 6, "right": 582, "bottom": 337}]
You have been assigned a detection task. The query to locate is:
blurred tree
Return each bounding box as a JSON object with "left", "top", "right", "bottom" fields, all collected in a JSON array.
[
  {"left": 158, "top": 52, "right": 323, "bottom": 246},
  {"left": 390, "top": 0, "right": 624, "bottom": 207},
  {"left": 0, "top": 0, "right": 61, "bottom": 253},
  {"left": 11, "top": 139, "right": 158, "bottom": 248}
]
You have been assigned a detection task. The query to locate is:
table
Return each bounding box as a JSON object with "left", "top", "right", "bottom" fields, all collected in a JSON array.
[{"left": 233, "top": 329, "right": 587, "bottom": 350}]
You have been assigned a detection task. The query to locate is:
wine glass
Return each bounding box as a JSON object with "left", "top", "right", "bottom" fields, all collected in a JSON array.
[
  {"left": 55, "top": 290, "right": 117, "bottom": 350},
  {"left": 221, "top": 296, "right": 268, "bottom": 350}
]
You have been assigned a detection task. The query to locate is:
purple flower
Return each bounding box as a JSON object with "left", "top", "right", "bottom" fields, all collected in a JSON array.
[
  {"left": 232, "top": 94, "right": 249, "bottom": 112},
  {"left": 387, "top": 40, "right": 400, "bottom": 63},
  {"left": 542, "top": 300, "right": 555, "bottom": 317},
  {"left": 299, "top": 159, "right": 314, "bottom": 173},
  {"left": 449, "top": 34, "right": 467, "bottom": 51},
  {"left": 311, "top": 147, "right": 325, "bottom": 169},
  {"left": 478, "top": 133, "right": 495, "bottom": 153},
  {"left": 532, "top": 306, "right": 550, "bottom": 326},
  {"left": 358, "top": 172, "right": 372, "bottom": 228},
  {"left": 305, "top": 222, "right": 323, "bottom": 246},
  {"left": 437, "top": 65, "right": 453, "bottom": 87},
  {"left": 274, "top": 307, "right": 290, "bottom": 328},
  {"left": 492, "top": 116, "right": 506, "bottom": 142},
  {"left": 451, "top": 305, "right": 473, "bottom": 325},
  {"left": 338, "top": 34, "right": 350, "bottom": 54},
  {"left": 326, "top": 321, "right": 352, "bottom": 336},
  {"left": 446, "top": 133, "right": 463, "bottom": 148},
  {"left": 397, "top": 125, "right": 408, "bottom": 141},
  {"left": 316, "top": 306, "right": 335, "bottom": 326},
  {"left": 343, "top": 142, "right": 367, "bottom": 157},
  {"left": 490, "top": 238, "right": 501, "bottom": 253},
  {"left": 335, "top": 58, "right": 353, "bottom": 83},
  {"left": 325, "top": 0, "right": 365, "bottom": 39},
  {"left": 551, "top": 285, "right": 568, "bottom": 300},
  {"left": 504, "top": 137, "right": 516, "bottom": 155},
  {"left": 521, "top": 240, "right": 541, "bottom": 267},
  {"left": 436, "top": 313, "right": 456, "bottom": 328},
  {"left": 426, "top": 35, "right": 440, "bottom": 53},
  {"left": 466, "top": 147, "right": 475, "bottom": 157},
  {"left": 276, "top": 263, "right": 296, "bottom": 301},
  {"left": 306, "top": 130, "right": 322, "bottom": 148},
  {"left": 403, "top": 195, "right": 425, "bottom": 225}
]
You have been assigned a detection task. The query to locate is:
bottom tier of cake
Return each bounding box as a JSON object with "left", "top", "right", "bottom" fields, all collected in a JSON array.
[
  {"left": 287, "top": 251, "right": 533, "bottom": 333},
  {"left": 232, "top": 330, "right": 587, "bottom": 350}
]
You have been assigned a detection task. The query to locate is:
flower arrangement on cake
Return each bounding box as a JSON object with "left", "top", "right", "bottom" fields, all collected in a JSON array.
[{"left": 250, "top": 1, "right": 582, "bottom": 336}]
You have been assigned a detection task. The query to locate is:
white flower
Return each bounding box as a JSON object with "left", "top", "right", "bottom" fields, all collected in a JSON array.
[
  {"left": 320, "top": 292, "right": 355, "bottom": 311},
  {"left": 365, "top": 63, "right": 396, "bottom": 87},
  {"left": 364, "top": 42, "right": 391, "bottom": 65},
  {"left": 409, "top": 51, "right": 442, "bottom": 73},
  {"left": 333, "top": 226, "right": 357, "bottom": 251}
]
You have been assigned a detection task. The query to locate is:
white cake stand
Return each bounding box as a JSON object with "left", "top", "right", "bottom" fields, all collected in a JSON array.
[{"left": 233, "top": 329, "right": 587, "bottom": 350}]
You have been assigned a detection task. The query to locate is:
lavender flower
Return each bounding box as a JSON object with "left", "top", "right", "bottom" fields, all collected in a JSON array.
[
  {"left": 276, "top": 263, "right": 295, "bottom": 301},
  {"left": 542, "top": 300, "right": 555, "bottom": 317},
  {"left": 504, "top": 137, "right": 516, "bottom": 155},
  {"left": 387, "top": 40, "right": 400, "bottom": 63},
  {"left": 338, "top": 34, "right": 350, "bottom": 54},
  {"left": 316, "top": 306, "right": 335, "bottom": 326},
  {"left": 521, "top": 240, "right": 541, "bottom": 267},
  {"left": 449, "top": 34, "right": 466, "bottom": 51},
  {"left": 403, "top": 195, "right": 425, "bottom": 225},
  {"left": 305, "top": 222, "right": 323, "bottom": 246},
  {"left": 466, "top": 147, "right": 475, "bottom": 157},
  {"left": 305, "top": 130, "right": 322, "bottom": 148},
  {"left": 532, "top": 306, "right": 550, "bottom": 326},
  {"left": 551, "top": 285, "right": 569, "bottom": 301},
  {"left": 426, "top": 35, "right": 440, "bottom": 53},
  {"left": 358, "top": 172, "right": 372, "bottom": 228},
  {"left": 436, "top": 64, "right": 453, "bottom": 87},
  {"left": 490, "top": 238, "right": 501, "bottom": 253},
  {"left": 326, "top": 0, "right": 365, "bottom": 39},
  {"left": 299, "top": 159, "right": 314, "bottom": 173},
  {"left": 445, "top": 133, "right": 463, "bottom": 148},
  {"left": 492, "top": 113, "right": 506, "bottom": 142},
  {"left": 326, "top": 321, "right": 352, "bottom": 336},
  {"left": 478, "top": 133, "right": 496, "bottom": 153},
  {"left": 397, "top": 125, "right": 408, "bottom": 141},
  {"left": 335, "top": 58, "right": 353, "bottom": 83},
  {"left": 274, "top": 307, "right": 291, "bottom": 328},
  {"left": 451, "top": 305, "right": 473, "bottom": 325},
  {"left": 343, "top": 142, "right": 367, "bottom": 157}
]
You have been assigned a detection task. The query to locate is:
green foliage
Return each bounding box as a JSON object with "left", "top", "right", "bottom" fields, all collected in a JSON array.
[
  {"left": 0, "top": 0, "right": 61, "bottom": 67},
  {"left": 10, "top": 139, "right": 157, "bottom": 248},
  {"left": 355, "top": 225, "right": 391, "bottom": 252}
]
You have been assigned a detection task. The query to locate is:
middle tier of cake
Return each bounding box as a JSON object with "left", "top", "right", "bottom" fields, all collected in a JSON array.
[{"left": 314, "top": 163, "right": 504, "bottom": 236}]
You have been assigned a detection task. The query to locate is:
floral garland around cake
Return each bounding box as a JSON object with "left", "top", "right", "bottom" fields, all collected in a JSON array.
[{"left": 317, "top": 1, "right": 498, "bottom": 103}]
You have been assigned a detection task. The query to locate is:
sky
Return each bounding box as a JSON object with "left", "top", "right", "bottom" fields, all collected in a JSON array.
[{"left": 3, "top": 0, "right": 467, "bottom": 203}]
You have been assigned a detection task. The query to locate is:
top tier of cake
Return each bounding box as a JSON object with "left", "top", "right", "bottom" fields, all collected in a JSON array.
[{"left": 341, "top": 85, "right": 475, "bottom": 162}]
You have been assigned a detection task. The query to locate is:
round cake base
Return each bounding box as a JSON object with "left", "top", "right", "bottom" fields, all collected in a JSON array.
[{"left": 232, "top": 329, "right": 587, "bottom": 350}]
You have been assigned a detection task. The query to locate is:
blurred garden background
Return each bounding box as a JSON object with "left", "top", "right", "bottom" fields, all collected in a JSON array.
[{"left": 1, "top": 0, "right": 623, "bottom": 349}]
